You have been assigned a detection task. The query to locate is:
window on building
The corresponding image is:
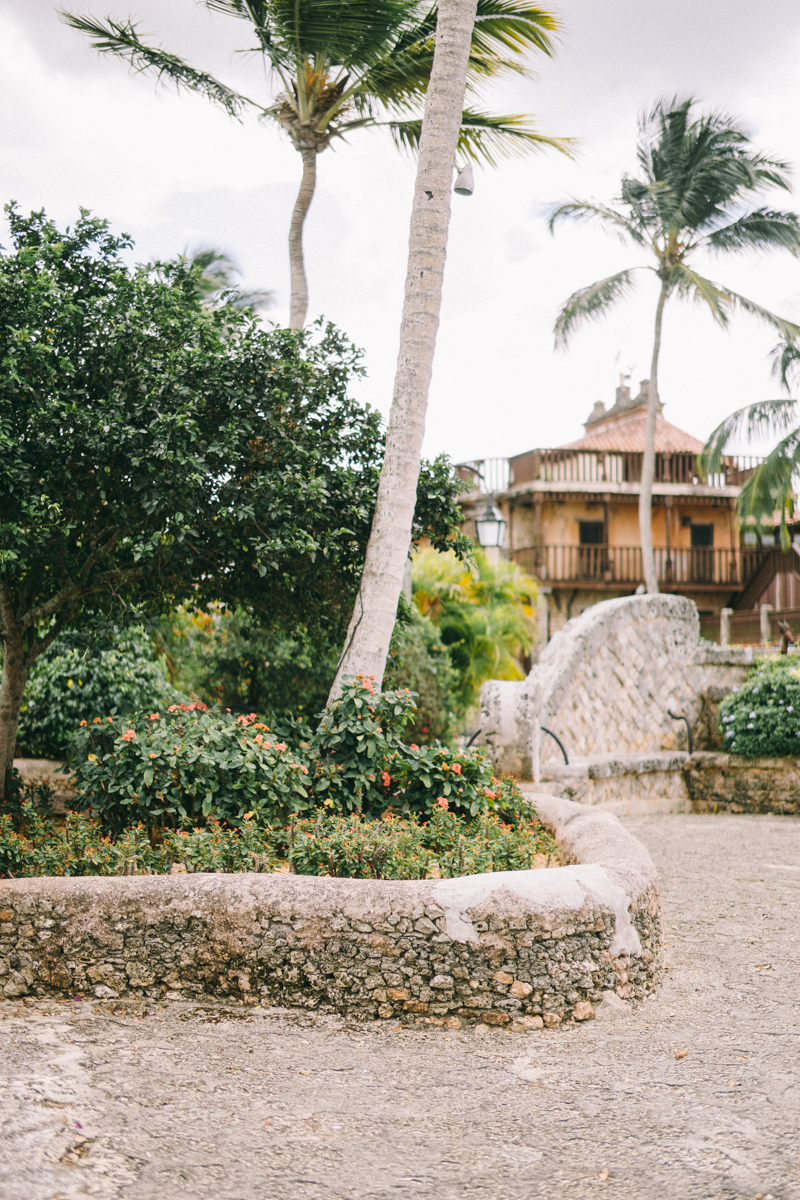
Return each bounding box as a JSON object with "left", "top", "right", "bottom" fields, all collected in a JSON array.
[
  {"left": 579, "top": 521, "right": 604, "bottom": 545},
  {"left": 690, "top": 524, "right": 713, "bottom": 547}
]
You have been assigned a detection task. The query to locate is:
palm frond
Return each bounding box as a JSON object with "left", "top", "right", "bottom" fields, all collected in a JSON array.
[
  {"left": 725, "top": 288, "right": 800, "bottom": 343},
  {"left": 736, "top": 431, "right": 800, "bottom": 538},
  {"left": 60, "top": 13, "right": 254, "bottom": 117},
  {"left": 771, "top": 340, "right": 800, "bottom": 391},
  {"left": 547, "top": 200, "right": 648, "bottom": 246},
  {"left": 700, "top": 398, "right": 799, "bottom": 476},
  {"left": 554, "top": 269, "right": 642, "bottom": 349},
  {"left": 388, "top": 110, "right": 572, "bottom": 167},
  {"left": 471, "top": 0, "right": 559, "bottom": 61},
  {"left": 706, "top": 209, "right": 800, "bottom": 255},
  {"left": 669, "top": 262, "right": 730, "bottom": 325}
]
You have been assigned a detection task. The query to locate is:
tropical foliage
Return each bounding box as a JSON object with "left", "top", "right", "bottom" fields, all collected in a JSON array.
[
  {"left": 16, "top": 627, "right": 187, "bottom": 760},
  {"left": 187, "top": 245, "right": 275, "bottom": 314},
  {"left": 0, "top": 798, "right": 557, "bottom": 880},
  {"left": 700, "top": 348, "right": 800, "bottom": 546},
  {"left": 412, "top": 548, "right": 537, "bottom": 707},
  {"left": 550, "top": 96, "right": 800, "bottom": 591},
  {"left": 63, "top": 0, "right": 569, "bottom": 325},
  {"left": 0, "top": 207, "right": 465, "bottom": 797},
  {"left": 719, "top": 656, "right": 800, "bottom": 757}
]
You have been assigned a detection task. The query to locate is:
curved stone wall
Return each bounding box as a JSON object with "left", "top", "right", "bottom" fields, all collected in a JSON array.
[
  {"left": 481, "top": 595, "right": 749, "bottom": 779},
  {"left": 0, "top": 797, "right": 662, "bottom": 1028}
]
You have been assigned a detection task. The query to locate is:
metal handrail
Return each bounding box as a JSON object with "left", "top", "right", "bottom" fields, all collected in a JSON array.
[
  {"left": 541, "top": 726, "right": 569, "bottom": 765},
  {"left": 667, "top": 710, "right": 693, "bottom": 754}
]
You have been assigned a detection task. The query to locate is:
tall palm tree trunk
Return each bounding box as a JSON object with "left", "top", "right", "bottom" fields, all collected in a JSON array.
[
  {"left": 289, "top": 146, "right": 317, "bottom": 330},
  {"left": 328, "top": 0, "right": 479, "bottom": 700},
  {"left": 639, "top": 278, "right": 669, "bottom": 594}
]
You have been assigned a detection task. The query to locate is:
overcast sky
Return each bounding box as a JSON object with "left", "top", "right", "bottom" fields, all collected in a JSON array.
[{"left": 4, "top": 0, "right": 800, "bottom": 463}]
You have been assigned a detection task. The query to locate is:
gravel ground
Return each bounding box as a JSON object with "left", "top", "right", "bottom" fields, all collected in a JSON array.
[{"left": 1, "top": 812, "right": 799, "bottom": 1200}]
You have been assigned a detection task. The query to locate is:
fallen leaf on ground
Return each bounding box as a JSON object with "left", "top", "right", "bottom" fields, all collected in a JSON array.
[
  {"left": 598, "top": 1169, "right": 609, "bottom": 1181},
  {"left": 298, "top": 1069, "right": 311, "bottom": 1076},
  {"left": 675, "top": 1049, "right": 688, "bottom": 1060}
]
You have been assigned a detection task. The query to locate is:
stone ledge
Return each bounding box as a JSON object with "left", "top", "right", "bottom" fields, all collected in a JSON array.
[{"left": 0, "top": 796, "right": 662, "bottom": 1027}]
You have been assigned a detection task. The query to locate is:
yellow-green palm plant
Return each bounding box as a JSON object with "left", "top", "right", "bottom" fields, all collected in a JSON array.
[
  {"left": 412, "top": 547, "right": 536, "bottom": 706},
  {"left": 549, "top": 96, "right": 800, "bottom": 593},
  {"left": 63, "top": 0, "right": 568, "bottom": 330}
]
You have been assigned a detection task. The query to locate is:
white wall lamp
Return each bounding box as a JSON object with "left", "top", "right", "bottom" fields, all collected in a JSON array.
[{"left": 453, "top": 162, "right": 474, "bottom": 195}]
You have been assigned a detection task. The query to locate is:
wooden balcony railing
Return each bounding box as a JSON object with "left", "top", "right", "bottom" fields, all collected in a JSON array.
[
  {"left": 505, "top": 449, "right": 761, "bottom": 489},
  {"left": 511, "top": 545, "right": 764, "bottom": 588}
]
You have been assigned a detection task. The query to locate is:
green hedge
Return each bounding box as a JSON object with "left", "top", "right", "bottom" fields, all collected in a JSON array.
[
  {"left": 17, "top": 629, "right": 187, "bottom": 760},
  {"left": 720, "top": 656, "right": 800, "bottom": 757}
]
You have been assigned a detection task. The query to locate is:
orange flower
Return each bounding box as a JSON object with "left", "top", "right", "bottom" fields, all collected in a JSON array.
[
  {"left": 149, "top": 752, "right": 157, "bottom": 759},
  {"left": 80, "top": 720, "right": 88, "bottom": 727},
  {"left": 382, "top": 771, "right": 391, "bottom": 787},
  {"left": 436, "top": 797, "right": 448, "bottom": 809},
  {"left": 122, "top": 730, "right": 136, "bottom": 742},
  {"left": 452, "top": 762, "right": 462, "bottom": 775},
  {"left": 149, "top": 714, "right": 159, "bottom": 720}
]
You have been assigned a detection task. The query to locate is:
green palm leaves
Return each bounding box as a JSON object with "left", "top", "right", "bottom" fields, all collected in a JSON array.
[
  {"left": 63, "top": 0, "right": 568, "bottom": 327},
  {"left": 550, "top": 97, "right": 800, "bottom": 345}
]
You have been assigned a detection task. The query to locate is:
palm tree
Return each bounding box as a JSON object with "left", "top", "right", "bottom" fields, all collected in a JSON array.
[
  {"left": 187, "top": 245, "right": 275, "bottom": 313},
  {"left": 327, "top": 0, "right": 481, "bottom": 698},
  {"left": 63, "top": 1, "right": 567, "bottom": 330},
  {"left": 550, "top": 96, "right": 800, "bottom": 593},
  {"left": 701, "top": 345, "right": 800, "bottom": 547}
]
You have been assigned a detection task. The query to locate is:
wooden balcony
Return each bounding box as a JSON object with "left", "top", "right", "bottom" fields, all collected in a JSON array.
[
  {"left": 510, "top": 544, "right": 764, "bottom": 591},
  {"left": 458, "top": 451, "right": 761, "bottom": 492}
]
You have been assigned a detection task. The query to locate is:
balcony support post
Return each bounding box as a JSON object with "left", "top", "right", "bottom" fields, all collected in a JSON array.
[
  {"left": 720, "top": 607, "right": 733, "bottom": 647},
  {"left": 761, "top": 603, "right": 773, "bottom": 646}
]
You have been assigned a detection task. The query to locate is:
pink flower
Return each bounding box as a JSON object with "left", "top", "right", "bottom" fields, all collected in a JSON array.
[
  {"left": 168, "top": 705, "right": 178, "bottom": 713},
  {"left": 436, "top": 797, "right": 448, "bottom": 809},
  {"left": 106, "top": 716, "right": 113, "bottom": 723},
  {"left": 275, "top": 742, "right": 287, "bottom": 752},
  {"left": 300, "top": 765, "right": 308, "bottom": 775},
  {"left": 410, "top": 744, "right": 419, "bottom": 751},
  {"left": 149, "top": 714, "right": 159, "bottom": 720},
  {"left": 452, "top": 762, "right": 462, "bottom": 776},
  {"left": 122, "top": 730, "right": 136, "bottom": 742},
  {"left": 381, "top": 771, "right": 391, "bottom": 787},
  {"left": 253, "top": 734, "right": 263, "bottom": 744}
]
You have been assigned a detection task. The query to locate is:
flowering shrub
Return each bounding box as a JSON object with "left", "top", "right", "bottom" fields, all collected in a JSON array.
[
  {"left": 0, "top": 801, "right": 557, "bottom": 881},
  {"left": 310, "top": 675, "right": 526, "bottom": 820},
  {"left": 71, "top": 705, "right": 310, "bottom": 832},
  {"left": 16, "top": 627, "right": 187, "bottom": 759},
  {"left": 720, "top": 657, "right": 800, "bottom": 757}
]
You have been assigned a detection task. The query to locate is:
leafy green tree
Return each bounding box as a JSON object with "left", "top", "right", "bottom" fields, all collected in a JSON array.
[
  {"left": 0, "top": 206, "right": 464, "bottom": 797},
  {"left": 63, "top": 0, "right": 567, "bottom": 328},
  {"left": 550, "top": 96, "right": 800, "bottom": 593}
]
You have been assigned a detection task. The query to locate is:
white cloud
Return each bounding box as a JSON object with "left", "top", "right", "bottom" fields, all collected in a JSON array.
[{"left": 4, "top": 0, "right": 800, "bottom": 465}]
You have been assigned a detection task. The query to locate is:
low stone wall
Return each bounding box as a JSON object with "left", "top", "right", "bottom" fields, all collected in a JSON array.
[
  {"left": 684, "top": 753, "right": 800, "bottom": 814},
  {"left": 0, "top": 796, "right": 662, "bottom": 1028},
  {"left": 528, "top": 752, "right": 800, "bottom": 816}
]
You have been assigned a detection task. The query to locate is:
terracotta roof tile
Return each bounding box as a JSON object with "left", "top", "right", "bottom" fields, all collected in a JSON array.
[{"left": 561, "top": 408, "right": 704, "bottom": 455}]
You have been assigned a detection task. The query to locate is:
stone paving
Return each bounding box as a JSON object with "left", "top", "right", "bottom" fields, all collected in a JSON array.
[{"left": 1, "top": 812, "right": 799, "bottom": 1200}]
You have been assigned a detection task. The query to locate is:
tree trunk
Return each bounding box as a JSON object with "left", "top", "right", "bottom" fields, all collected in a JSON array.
[
  {"left": 0, "top": 625, "right": 28, "bottom": 802},
  {"left": 639, "top": 278, "right": 669, "bottom": 594},
  {"left": 288, "top": 146, "right": 317, "bottom": 331},
  {"left": 328, "top": 0, "right": 478, "bottom": 700}
]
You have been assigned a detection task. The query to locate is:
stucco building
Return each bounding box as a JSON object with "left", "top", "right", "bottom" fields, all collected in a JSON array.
[{"left": 459, "top": 378, "right": 768, "bottom": 641}]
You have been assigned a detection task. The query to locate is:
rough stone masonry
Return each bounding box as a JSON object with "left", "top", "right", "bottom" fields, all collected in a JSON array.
[{"left": 0, "top": 797, "right": 662, "bottom": 1028}]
